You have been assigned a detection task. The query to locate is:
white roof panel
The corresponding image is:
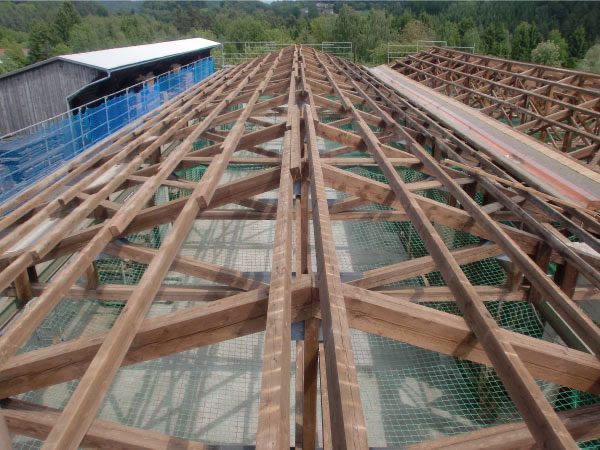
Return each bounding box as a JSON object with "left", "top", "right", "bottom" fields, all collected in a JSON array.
[{"left": 59, "top": 38, "right": 220, "bottom": 71}]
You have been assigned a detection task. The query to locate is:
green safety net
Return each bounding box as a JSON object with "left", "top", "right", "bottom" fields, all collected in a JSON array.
[{"left": 10, "top": 134, "right": 600, "bottom": 449}]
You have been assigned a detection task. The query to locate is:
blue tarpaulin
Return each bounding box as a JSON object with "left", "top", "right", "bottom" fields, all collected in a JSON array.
[{"left": 0, "top": 57, "right": 214, "bottom": 204}]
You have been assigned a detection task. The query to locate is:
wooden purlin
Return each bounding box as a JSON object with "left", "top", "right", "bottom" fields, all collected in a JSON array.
[
  {"left": 256, "top": 45, "right": 296, "bottom": 449},
  {"left": 0, "top": 45, "right": 599, "bottom": 449},
  {"left": 390, "top": 47, "right": 600, "bottom": 164},
  {"left": 303, "top": 60, "right": 369, "bottom": 446}
]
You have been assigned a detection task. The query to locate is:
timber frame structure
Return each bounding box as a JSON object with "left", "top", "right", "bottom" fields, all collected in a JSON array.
[
  {"left": 0, "top": 45, "right": 599, "bottom": 449},
  {"left": 390, "top": 46, "right": 600, "bottom": 167}
]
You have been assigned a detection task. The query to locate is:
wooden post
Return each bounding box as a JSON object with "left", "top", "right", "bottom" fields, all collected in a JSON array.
[
  {"left": 84, "top": 262, "right": 99, "bottom": 291},
  {"left": 14, "top": 270, "right": 33, "bottom": 307},
  {"left": 303, "top": 318, "right": 319, "bottom": 450}
]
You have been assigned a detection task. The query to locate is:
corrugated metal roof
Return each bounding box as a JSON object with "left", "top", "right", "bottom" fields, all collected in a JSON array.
[{"left": 59, "top": 38, "right": 220, "bottom": 71}]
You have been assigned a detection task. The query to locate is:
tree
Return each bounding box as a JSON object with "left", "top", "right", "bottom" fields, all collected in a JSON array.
[
  {"left": 462, "top": 27, "right": 481, "bottom": 51},
  {"left": 548, "top": 29, "right": 569, "bottom": 66},
  {"left": 400, "top": 19, "right": 436, "bottom": 44},
  {"left": 223, "top": 16, "right": 270, "bottom": 42},
  {"left": 511, "top": 21, "right": 539, "bottom": 61},
  {"left": 439, "top": 20, "right": 460, "bottom": 46},
  {"left": 482, "top": 23, "right": 510, "bottom": 57},
  {"left": 356, "top": 9, "right": 394, "bottom": 62},
  {"left": 576, "top": 44, "right": 600, "bottom": 73},
  {"left": 333, "top": 5, "right": 359, "bottom": 44},
  {"left": 54, "top": 2, "right": 80, "bottom": 42},
  {"left": 28, "top": 22, "right": 60, "bottom": 62},
  {"left": 0, "top": 40, "right": 26, "bottom": 74},
  {"left": 531, "top": 41, "right": 561, "bottom": 66},
  {"left": 569, "top": 25, "right": 587, "bottom": 59}
]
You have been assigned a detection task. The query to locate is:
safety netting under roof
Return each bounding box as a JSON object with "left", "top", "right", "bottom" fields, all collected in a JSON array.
[{"left": 8, "top": 132, "right": 600, "bottom": 449}]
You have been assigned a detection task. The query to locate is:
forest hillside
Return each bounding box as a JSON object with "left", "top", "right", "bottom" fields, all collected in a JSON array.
[{"left": 0, "top": 1, "right": 599, "bottom": 74}]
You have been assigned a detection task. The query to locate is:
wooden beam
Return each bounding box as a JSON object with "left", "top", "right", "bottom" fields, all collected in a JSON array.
[
  {"left": 257, "top": 49, "right": 296, "bottom": 449},
  {"left": 104, "top": 242, "right": 266, "bottom": 291},
  {"left": 304, "top": 100, "right": 368, "bottom": 448},
  {"left": 1, "top": 399, "right": 207, "bottom": 450},
  {"left": 350, "top": 244, "right": 503, "bottom": 289},
  {"left": 0, "top": 278, "right": 313, "bottom": 400},
  {"left": 39, "top": 52, "right": 283, "bottom": 450},
  {"left": 343, "top": 284, "right": 600, "bottom": 395},
  {"left": 407, "top": 403, "right": 600, "bottom": 450}
]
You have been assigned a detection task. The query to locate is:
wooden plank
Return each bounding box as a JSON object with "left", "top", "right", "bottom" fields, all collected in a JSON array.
[
  {"left": 104, "top": 242, "right": 265, "bottom": 291},
  {"left": 408, "top": 403, "right": 600, "bottom": 450},
  {"left": 257, "top": 49, "right": 296, "bottom": 449},
  {"left": 0, "top": 415, "right": 12, "bottom": 450},
  {"left": 350, "top": 244, "right": 503, "bottom": 289},
  {"left": 318, "top": 343, "right": 332, "bottom": 450},
  {"left": 3, "top": 283, "right": 244, "bottom": 302},
  {"left": 320, "top": 163, "right": 541, "bottom": 256},
  {"left": 1, "top": 400, "right": 207, "bottom": 450},
  {"left": 295, "top": 340, "right": 304, "bottom": 450},
  {"left": 302, "top": 318, "right": 319, "bottom": 450},
  {"left": 303, "top": 101, "right": 368, "bottom": 449},
  {"left": 343, "top": 284, "right": 600, "bottom": 395}
]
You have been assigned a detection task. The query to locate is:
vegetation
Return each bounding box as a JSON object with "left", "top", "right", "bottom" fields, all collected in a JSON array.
[{"left": 0, "top": 1, "right": 599, "bottom": 74}]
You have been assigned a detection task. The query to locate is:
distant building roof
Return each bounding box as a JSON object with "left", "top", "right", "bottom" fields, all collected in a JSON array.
[{"left": 59, "top": 38, "right": 220, "bottom": 71}]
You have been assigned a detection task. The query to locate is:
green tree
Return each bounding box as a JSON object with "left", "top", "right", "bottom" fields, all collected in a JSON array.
[
  {"left": 576, "top": 43, "right": 600, "bottom": 73},
  {"left": 439, "top": 20, "right": 460, "bottom": 46},
  {"left": 548, "top": 29, "right": 569, "bottom": 66},
  {"left": 569, "top": 25, "right": 587, "bottom": 59},
  {"left": 531, "top": 41, "right": 561, "bottom": 66},
  {"left": 482, "top": 23, "right": 510, "bottom": 57},
  {"left": 0, "top": 40, "right": 26, "bottom": 74},
  {"left": 223, "top": 16, "right": 270, "bottom": 42},
  {"left": 53, "top": 2, "right": 80, "bottom": 42},
  {"left": 400, "top": 19, "right": 436, "bottom": 44},
  {"left": 511, "top": 21, "right": 539, "bottom": 61},
  {"left": 462, "top": 27, "right": 481, "bottom": 51},
  {"left": 333, "top": 5, "right": 359, "bottom": 43},
  {"left": 28, "top": 22, "right": 60, "bottom": 62},
  {"left": 356, "top": 9, "right": 394, "bottom": 62}
]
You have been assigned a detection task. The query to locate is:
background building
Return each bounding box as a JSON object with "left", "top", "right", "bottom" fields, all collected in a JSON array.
[{"left": 0, "top": 37, "right": 219, "bottom": 135}]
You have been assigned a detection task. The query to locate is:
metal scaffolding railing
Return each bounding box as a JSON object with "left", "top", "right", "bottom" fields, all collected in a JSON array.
[
  {"left": 0, "top": 56, "right": 215, "bottom": 204},
  {"left": 213, "top": 41, "right": 353, "bottom": 68},
  {"left": 387, "top": 41, "right": 475, "bottom": 63}
]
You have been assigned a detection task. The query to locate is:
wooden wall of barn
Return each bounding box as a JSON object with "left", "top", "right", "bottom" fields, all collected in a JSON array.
[{"left": 0, "top": 60, "right": 102, "bottom": 135}]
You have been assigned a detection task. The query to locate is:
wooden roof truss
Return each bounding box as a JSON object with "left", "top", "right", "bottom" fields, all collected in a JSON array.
[
  {"left": 391, "top": 47, "right": 600, "bottom": 166},
  {"left": 0, "top": 45, "right": 599, "bottom": 449}
]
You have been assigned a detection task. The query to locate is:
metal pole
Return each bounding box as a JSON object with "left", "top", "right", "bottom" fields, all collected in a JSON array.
[
  {"left": 104, "top": 96, "right": 110, "bottom": 136},
  {"left": 126, "top": 87, "right": 131, "bottom": 123},
  {"left": 79, "top": 107, "right": 85, "bottom": 149}
]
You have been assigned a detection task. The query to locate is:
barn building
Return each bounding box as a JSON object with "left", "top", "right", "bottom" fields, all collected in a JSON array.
[{"left": 0, "top": 37, "right": 219, "bottom": 135}]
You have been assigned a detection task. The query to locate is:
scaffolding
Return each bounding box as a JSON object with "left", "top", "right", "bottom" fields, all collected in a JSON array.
[
  {"left": 387, "top": 41, "right": 475, "bottom": 63},
  {"left": 0, "top": 57, "right": 215, "bottom": 205},
  {"left": 0, "top": 45, "right": 599, "bottom": 450}
]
